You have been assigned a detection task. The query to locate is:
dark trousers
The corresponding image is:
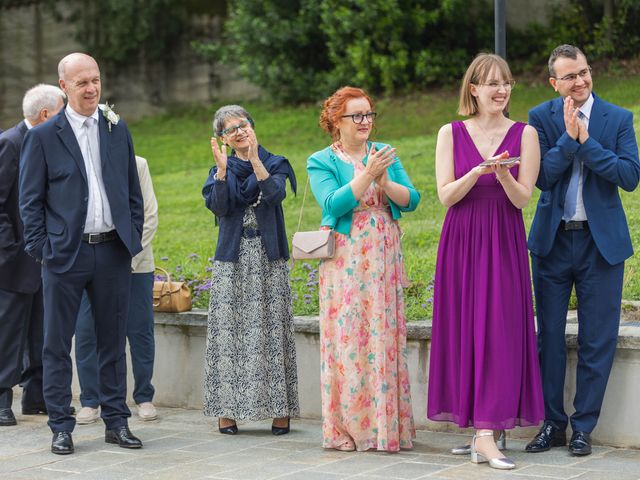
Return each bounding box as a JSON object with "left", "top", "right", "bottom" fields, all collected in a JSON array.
[
  {"left": 0, "top": 285, "right": 44, "bottom": 409},
  {"left": 75, "top": 272, "right": 155, "bottom": 407},
  {"left": 42, "top": 240, "right": 132, "bottom": 433},
  {"left": 531, "top": 227, "right": 624, "bottom": 434}
]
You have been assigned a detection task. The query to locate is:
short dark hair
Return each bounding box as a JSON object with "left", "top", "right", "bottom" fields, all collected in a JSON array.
[
  {"left": 548, "top": 44, "right": 587, "bottom": 77},
  {"left": 212, "top": 105, "right": 255, "bottom": 137}
]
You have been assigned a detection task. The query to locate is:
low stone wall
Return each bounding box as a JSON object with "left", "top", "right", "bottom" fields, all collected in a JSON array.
[{"left": 126, "top": 308, "right": 640, "bottom": 449}]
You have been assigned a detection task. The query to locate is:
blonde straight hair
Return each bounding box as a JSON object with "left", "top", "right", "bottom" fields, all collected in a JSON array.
[{"left": 458, "top": 53, "right": 513, "bottom": 116}]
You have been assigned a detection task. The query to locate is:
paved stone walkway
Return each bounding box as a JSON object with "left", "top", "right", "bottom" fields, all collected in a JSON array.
[{"left": 1, "top": 407, "right": 639, "bottom": 480}]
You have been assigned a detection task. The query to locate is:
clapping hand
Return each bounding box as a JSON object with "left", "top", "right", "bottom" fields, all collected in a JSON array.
[
  {"left": 376, "top": 168, "right": 389, "bottom": 188},
  {"left": 563, "top": 96, "right": 580, "bottom": 140},
  {"left": 211, "top": 137, "right": 228, "bottom": 177},
  {"left": 365, "top": 144, "right": 396, "bottom": 180},
  {"left": 246, "top": 129, "right": 261, "bottom": 165}
]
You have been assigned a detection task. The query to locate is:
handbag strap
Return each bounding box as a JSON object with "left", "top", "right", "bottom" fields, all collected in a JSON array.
[
  {"left": 291, "top": 176, "right": 311, "bottom": 269},
  {"left": 155, "top": 266, "right": 172, "bottom": 284},
  {"left": 295, "top": 175, "right": 310, "bottom": 233}
]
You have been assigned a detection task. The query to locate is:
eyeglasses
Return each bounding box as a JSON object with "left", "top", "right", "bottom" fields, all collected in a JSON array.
[
  {"left": 555, "top": 66, "right": 592, "bottom": 83},
  {"left": 341, "top": 112, "right": 377, "bottom": 124},
  {"left": 475, "top": 80, "right": 516, "bottom": 90},
  {"left": 221, "top": 120, "right": 250, "bottom": 137}
]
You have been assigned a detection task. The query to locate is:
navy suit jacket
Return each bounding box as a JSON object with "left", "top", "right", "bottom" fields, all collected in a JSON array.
[
  {"left": 0, "top": 121, "right": 41, "bottom": 293},
  {"left": 528, "top": 93, "right": 640, "bottom": 266},
  {"left": 19, "top": 107, "right": 144, "bottom": 273}
]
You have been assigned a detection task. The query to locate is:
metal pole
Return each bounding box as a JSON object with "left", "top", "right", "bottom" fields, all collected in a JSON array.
[
  {"left": 494, "top": 0, "right": 508, "bottom": 117},
  {"left": 495, "top": 0, "right": 506, "bottom": 59}
]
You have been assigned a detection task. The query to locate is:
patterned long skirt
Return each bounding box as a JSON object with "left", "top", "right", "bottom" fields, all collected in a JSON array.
[{"left": 203, "top": 209, "right": 299, "bottom": 421}]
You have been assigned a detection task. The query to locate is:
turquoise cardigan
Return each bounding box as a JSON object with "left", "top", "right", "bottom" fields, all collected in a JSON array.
[{"left": 306, "top": 142, "right": 421, "bottom": 234}]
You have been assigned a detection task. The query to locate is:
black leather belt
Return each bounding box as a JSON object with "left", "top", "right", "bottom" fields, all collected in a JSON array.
[
  {"left": 242, "top": 227, "right": 261, "bottom": 239},
  {"left": 82, "top": 230, "right": 118, "bottom": 244},
  {"left": 560, "top": 220, "right": 589, "bottom": 231}
]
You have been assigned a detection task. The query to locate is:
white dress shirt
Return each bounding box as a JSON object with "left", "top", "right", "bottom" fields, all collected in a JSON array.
[
  {"left": 64, "top": 105, "right": 114, "bottom": 233},
  {"left": 566, "top": 94, "right": 594, "bottom": 222}
]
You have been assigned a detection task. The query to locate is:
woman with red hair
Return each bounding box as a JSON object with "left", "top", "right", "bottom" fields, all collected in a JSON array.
[{"left": 307, "top": 86, "right": 420, "bottom": 451}]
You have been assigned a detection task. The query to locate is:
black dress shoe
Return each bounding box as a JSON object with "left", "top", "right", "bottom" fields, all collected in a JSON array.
[
  {"left": 24, "top": 405, "right": 76, "bottom": 415},
  {"left": 271, "top": 418, "right": 290, "bottom": 436},
  {"left": 218, "top": 418, "right": 238, "bottom": 435},
  {"left": 525, "top": 421, "right": 566, "bottom": 452},
  {"left": 0, "top": 408, "right": 17, "bottom": 426},
  {"left": 22, "top": 404, "right": 47, "bottom": 415},
  {"left": 51, "top": 431, "right": 74, "bottom": 455},
  {"left": 105, "top": 426, "right": 143, "bottom": 449},
  {"left": 569, "top": 431, "right": 592, "bottom": 456}
]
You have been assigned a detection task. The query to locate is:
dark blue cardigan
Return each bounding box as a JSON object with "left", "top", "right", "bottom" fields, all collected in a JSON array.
[{"left": 202, "top": 171, "right": 292, "bottom": 262}]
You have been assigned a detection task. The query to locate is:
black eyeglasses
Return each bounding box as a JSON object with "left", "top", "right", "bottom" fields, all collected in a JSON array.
[
  {"left": 555, "top": 66, "right": 592, "bottom": 83},
  {"left": 341, "top": 112, "right": 377, "bottom": 124},
  {"left": 221, "top": 120, "right": 250, "bottom": 137}
]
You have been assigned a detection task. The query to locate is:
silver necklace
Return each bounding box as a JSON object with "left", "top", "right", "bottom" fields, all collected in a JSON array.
[{"left": 474, "top": 120, "right": 498, "bottom": 145}]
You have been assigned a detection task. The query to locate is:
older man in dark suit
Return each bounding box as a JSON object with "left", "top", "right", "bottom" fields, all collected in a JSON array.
[
  {"left": 19, "top": 53, "right": 144, "bottom": 455},
  {"left": 0, "top": 84, "right": 65, "bottom": 427}
]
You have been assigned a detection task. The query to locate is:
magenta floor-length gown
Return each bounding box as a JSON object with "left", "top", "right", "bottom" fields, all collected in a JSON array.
[{"left": 427, "top": 121, "right": 544, "bottom": 430}]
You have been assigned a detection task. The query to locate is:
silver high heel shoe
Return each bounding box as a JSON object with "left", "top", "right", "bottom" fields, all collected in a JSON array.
[
  {"left": 451, "top": 430, "right": 506, "bottom": 455},
  {"left": 470, "top": 431, "right": 515, "bottom": 470}
]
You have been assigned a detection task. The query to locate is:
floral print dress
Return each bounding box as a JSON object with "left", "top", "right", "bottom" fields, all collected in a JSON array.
[{"left": 319, "top": 151, "right": 416, "bottom": 451}]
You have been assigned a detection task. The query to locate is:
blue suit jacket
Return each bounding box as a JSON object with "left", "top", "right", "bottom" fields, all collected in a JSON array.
[
  {"left": 0, "top": 121, "right": 41, "bottom": 293},
  {"left": 19, "top": 107, "right": 144, "bottom": 273},
  {"left": 527, "top": 93, "right": 640, "bottom": 265}
]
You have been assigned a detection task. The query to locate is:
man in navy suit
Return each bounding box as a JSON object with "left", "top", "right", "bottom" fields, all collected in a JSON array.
[
  {"left": 526, "top": 44, "right": 640, "bottom": 456},
  {"left": 19, "top": 53, "right": 144, "bottom": 455},
  {"left": 0, "top": 84, "right": 65, "bottom": 427}
]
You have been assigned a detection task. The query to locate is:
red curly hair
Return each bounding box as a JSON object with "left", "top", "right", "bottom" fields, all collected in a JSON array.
[{"left": 319, "top": 86, "right": 375, "bottom": 141}]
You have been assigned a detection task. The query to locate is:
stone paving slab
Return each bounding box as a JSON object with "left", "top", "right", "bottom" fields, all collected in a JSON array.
[{"left": 1, "top": 407, "right": 639, "bottom": 480}]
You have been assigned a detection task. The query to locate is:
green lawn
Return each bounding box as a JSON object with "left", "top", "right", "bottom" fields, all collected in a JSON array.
[{"left": 130, "top": 75, "right": 640, "bottom": 319}]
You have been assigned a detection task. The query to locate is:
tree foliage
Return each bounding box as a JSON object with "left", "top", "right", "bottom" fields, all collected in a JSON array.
[
  {"left": 210, "top": 0, "right": 495, "bottom": 103},
  {"left": 62, "top": 0, "right": 189, "bottom": 65},
  {"left": 202, "top": 0, "right": 640, "bottom": 104},
  {"left": 584, "top": 0, "right": 640, "bottom": 59},
  {"left": 9, "top": 0, "right": 634, "bottom": 104},
  {"left": 507, "top": 0, "right": 640, "bottom": 74},
  {"left": 195, "top": 0, "right": 331, "bottom": 103}
]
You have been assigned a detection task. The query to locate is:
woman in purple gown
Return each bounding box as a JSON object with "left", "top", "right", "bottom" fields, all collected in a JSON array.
[{"left": 428, "top": 53, "right": 544, "bottom": 470}]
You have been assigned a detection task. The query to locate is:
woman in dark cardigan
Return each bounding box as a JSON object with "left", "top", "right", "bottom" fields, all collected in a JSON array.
[{"left": 201, "top": 105, "right": 299, "bottom": 435}]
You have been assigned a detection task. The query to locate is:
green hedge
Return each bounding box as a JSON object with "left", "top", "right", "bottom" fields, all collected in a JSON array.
[{"left": 202, "top": 0, "right": 640, "bottom": 104}]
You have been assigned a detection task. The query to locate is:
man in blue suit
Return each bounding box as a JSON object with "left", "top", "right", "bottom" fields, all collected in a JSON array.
[
  {"left": 19, "top": 53, "right": 145, "bottom": 455},
  {"left": 526, "top": 44, "right": 640, "bottom": 456},
  {"left": 0, "top": 84, "right": 65, "bottom": 427}
]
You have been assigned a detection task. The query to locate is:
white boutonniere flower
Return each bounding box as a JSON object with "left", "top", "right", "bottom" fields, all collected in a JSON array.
[{"left": 98, "top": 102, "right": 120, "bottom": 132}]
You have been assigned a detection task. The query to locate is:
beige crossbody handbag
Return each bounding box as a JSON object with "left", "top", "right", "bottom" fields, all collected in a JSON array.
[{"left": 291, "top": 176, "right": 336, "bottom": 260}]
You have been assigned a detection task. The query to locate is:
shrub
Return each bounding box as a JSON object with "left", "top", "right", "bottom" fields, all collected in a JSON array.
[
  {"left": 514, "top": 0, "right": 640, "bottom": 67},
  {"left": 211, "top": 0, "right": 495, "bottom": 103},
  {"left": 588, "top": 0, "right": 640, "bottom": 59},
  {"left": 62, "top": 0, "right": 191, "bottom": 66},
  {"left": 200, "top": 0, "right": 331, "bottom": 104},
  {"left": 205, "top": 0, "right": 640, "bottom": 104}
]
